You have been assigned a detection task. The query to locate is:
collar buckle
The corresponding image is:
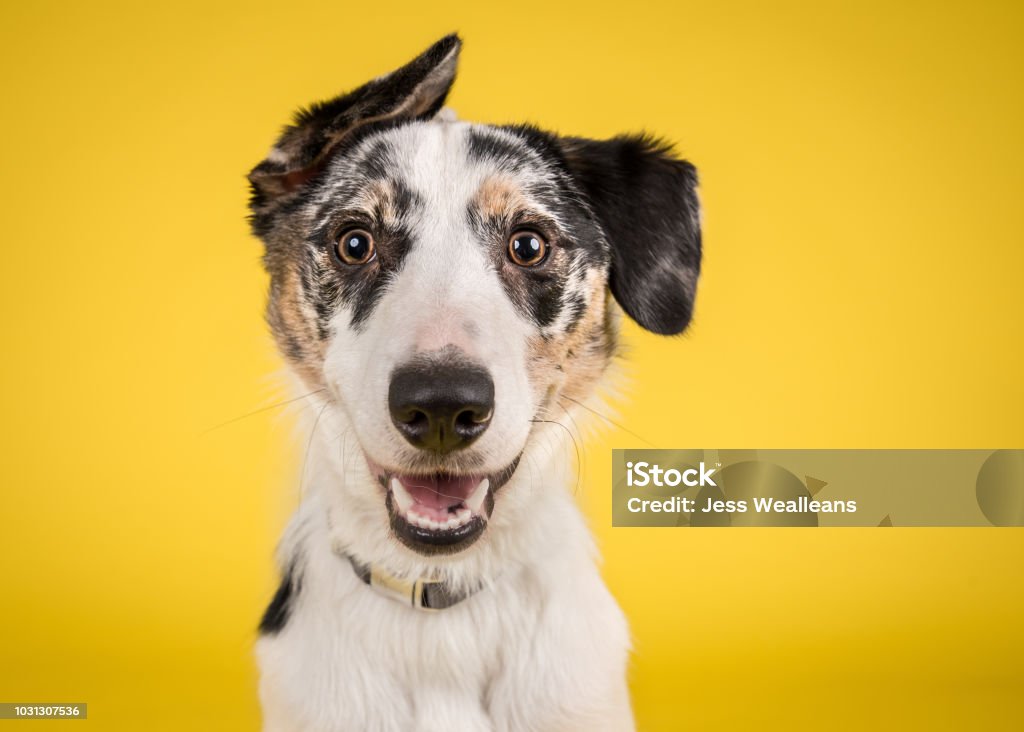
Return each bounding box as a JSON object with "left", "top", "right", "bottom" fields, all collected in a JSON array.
[
  {"left": 343, "top": 554, "right": 480, "bottom": 612},
  {"left": 367, "top": 564, "right": 441, "bottom": 612}
]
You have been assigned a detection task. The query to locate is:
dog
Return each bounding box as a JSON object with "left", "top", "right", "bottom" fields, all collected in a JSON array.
[{"left": 247, "top": 34, "right": 701, "bottom": 732}]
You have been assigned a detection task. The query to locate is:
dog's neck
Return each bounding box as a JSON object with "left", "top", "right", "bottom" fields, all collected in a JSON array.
[{"left": 340, "top": 553, "right": 486, "bottom": 611}]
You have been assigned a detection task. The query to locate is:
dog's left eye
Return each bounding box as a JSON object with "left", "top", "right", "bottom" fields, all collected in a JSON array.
[
  {"left": 508, "top": 230, "right": 547, "bottom": 267},
  {"left": 334, "top": 229, "right": 376, "bottom": 265}
]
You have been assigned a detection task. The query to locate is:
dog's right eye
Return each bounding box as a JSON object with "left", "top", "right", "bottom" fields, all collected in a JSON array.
[{"left": 334, "top": 229, "right": 376, "bottom": 265}]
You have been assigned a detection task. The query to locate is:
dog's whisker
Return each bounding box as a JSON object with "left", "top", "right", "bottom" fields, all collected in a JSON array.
[
  {"left": 522, "top": 450, "right": 542, "bottom": 500},
  {"left": 556, "top": 400, "right": 587, "bottom": 488},
  {"left": 202, "top": 388, "right": 327, "bottom": 434},
  {"left": 529, "top": 418, "right": 583, "bottom": 496},
  {"left": 536, "top": 431, "right": 565, "bottom": 496},
  {"left": 557, "top": 394, "right": 657, "bottom": 448},
  {"left": 299, "top": 401, "right": 332, "bottom": 498},
  {"left": 335, "top": 426, "right": 356, "bottom": 508}
]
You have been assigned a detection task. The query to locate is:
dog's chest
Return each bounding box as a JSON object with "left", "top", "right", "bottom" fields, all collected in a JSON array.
[{"left": 256, "top": 552, "right": 629, "bottom": 732}]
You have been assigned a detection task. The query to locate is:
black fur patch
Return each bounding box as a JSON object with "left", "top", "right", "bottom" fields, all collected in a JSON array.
[
  {"left": 557, "top": 134, "right": 701, "bottom": 335},
  {"left": 465, "top": 128, "right": 530, "bottom": 172},
  {"left": 259, "top": 562, "right": 301, "bottom": 635},
  {"left": 344, "top": 228, "right": 416, "bottom": 330}
]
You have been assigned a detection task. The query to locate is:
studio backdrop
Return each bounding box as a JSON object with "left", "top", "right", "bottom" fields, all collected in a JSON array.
[{"left": 1, "top": 1, "right": 1022, "bottom": 729}]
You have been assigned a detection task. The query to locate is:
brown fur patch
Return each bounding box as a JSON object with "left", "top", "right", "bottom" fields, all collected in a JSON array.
[
  {"left": 268, "top": 262, "right": 326, "bottom": 390},
  {"left": 472, "top": 175, "right": 531, "bottom": 220},
  {"left": 354, "top": 180, "right": 405, "bottom": 229},
  {"left": 527, "top": 268, "right": 618, "bottom": 415}
]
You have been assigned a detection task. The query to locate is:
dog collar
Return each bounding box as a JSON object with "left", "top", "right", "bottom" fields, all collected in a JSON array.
[{"left": 345, "top": 556, "right": 481, "bottom": 612}]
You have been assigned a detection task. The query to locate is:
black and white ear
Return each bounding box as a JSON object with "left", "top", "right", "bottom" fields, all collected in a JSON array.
[
  {"left": 248, "top": 34, "right": 461, "bottom": 227},
  {"left": 561, "top": 135, "right": 702, "bottom": 335}
]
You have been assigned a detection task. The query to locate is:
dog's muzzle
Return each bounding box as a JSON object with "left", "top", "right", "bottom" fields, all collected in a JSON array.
[{"left": 376, "top": 350, "right": 514, "bottom": 554}]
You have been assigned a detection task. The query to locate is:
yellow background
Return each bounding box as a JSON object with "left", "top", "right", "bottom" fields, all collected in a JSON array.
[{"left": 2, "top": 0, "right": 1022, "bottom": 729}]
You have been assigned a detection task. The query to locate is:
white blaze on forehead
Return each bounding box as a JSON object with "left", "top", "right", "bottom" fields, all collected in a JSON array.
[
  {"left": 382, "top": 122, "right": 527, "bottom": 358},
  {"left": 390, "top": 120, "right": 483, "bottom": 212}
]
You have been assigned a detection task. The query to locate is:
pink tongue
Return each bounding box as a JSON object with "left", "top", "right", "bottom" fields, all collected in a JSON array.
[{"left": 399, "top": 475, "right": 479, "bottom": 511}]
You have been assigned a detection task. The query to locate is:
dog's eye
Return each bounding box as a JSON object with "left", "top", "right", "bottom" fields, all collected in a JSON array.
[
  {"left": 508, "top": 230, "right": 547, "bottom": 267},
  {"left": 334, "top": 229, "right": 376, "bottom": 265}
]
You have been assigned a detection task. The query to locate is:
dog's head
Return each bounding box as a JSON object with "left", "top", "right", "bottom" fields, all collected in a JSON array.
[{"left": 249, "top": 35, "right": 700, "bottom": 562}]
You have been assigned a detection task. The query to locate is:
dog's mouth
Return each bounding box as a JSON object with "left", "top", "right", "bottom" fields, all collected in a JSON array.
[{"left": 376, "top": 459, "right": 519, "bottom": 555}]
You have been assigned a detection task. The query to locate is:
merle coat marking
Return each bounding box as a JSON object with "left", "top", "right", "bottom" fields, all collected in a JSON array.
[{"left": 247, "top": 34, "right": 700, "bottom": 732}]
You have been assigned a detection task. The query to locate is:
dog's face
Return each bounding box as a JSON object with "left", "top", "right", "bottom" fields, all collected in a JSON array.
[{"left": 249, "top": 36, "right": 700, "bottom": 559}]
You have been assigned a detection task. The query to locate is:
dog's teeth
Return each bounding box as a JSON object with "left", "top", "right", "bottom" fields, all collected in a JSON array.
[
  {"left": 465, "top": 478, "right": 490, "bottom": 517},
  {"left": 397, "top": 479, "right": 487, "bottom": 531},
  {"left": 391, "top": 477, "right": 415, "bottom": 513}
]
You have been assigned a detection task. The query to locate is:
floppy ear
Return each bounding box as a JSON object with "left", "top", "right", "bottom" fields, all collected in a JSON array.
[
  {"left": 248, "top": 34, "right": 461, "bottom": 229},
  {"left": 560, "top": 135, "right": 701, "bottom": 335}
]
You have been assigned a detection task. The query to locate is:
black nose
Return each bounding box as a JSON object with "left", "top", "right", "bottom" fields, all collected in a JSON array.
[{"left": 388, "top": 358, "right": 495, "bottom": 453}]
